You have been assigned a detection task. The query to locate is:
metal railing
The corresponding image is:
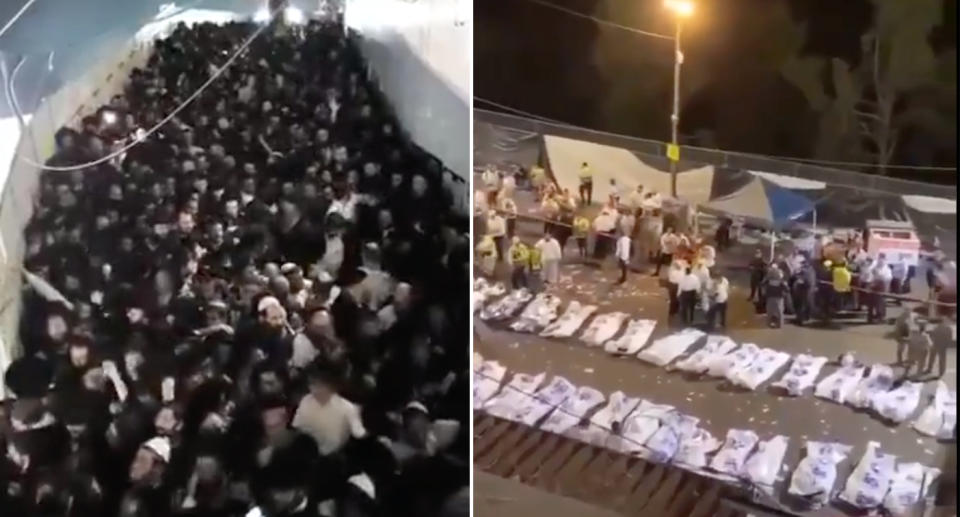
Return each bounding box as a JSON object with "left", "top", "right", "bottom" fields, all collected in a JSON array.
[{"left": 474, "top": 109, "right": 958, "bottom": 200}]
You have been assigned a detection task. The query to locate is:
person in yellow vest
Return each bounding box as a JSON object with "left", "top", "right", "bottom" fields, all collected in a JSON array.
[
  {"left": 507, "top": 237, "right": 529, "bottom": 289},
  {"left": 527, "top": 242, "right": 543, "bottom": 292},
  {"left": 832, "top": 260, "right": 852, "bottom": 314},
  {"left": 578, "top": 161, "right": 593, "bottom": 206},
  {"left": 573, "top": 213, "right": 591, "bottom": 259},
  {"left": 475, "top": 234, "right": 498, "bottom": 277},
  {"left": 529, "top": 165, "right": 546, "bottom": 200}
]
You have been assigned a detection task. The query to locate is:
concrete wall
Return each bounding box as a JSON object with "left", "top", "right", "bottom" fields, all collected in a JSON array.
[{"left": 344, "top": 0, "right": 469, "bottom": 179}]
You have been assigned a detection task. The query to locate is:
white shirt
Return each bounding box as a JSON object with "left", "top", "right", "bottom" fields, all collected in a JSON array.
[
  {"left": 290, "top": 333, "right": 319, "bottom": 369},
  {"left": 486, "top": 215, "right": 506, "bottom": 237},
  {"left": 536, "top": 237, "right": 562, "bottom": 261},
  {"left": 327, "top": 194, "right": 358, "bottom": 222},
  {"left": 679, "top": 273, "right": 701, "bottom": 293},
  {"left": 660, "top": 233, "right": 678, "bottom": 254},
  {"left": 616, "top": 236, "right": 631, "bottom": 261},
  {"left": 482, "top": 170, "right": 499, "bottom": 191},
  {"left": 874, "top": 263, "right": 893, "bottom": 283},
  {"left": 292, "top": 393, "right": 367, "bottom": 455},
  {"left": 667, "top": 266, "right": 685, "bottom": 286},
  {"left": 711, "top": 277, "right": 729, "bottom": 304}
]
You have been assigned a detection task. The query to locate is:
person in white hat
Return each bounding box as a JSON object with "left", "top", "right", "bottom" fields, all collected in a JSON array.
[{"left": 130, "top": 437, "right": 171, "bottom": 487}]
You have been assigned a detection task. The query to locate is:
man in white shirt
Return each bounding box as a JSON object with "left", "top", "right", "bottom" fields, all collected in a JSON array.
[
  {"left": 654, "top": 227, "right": 678, "bottom": 276},
  {"left": 536, "top": 231, "right": 562, "bottom": 284},
  {"left": 678, "top": 267, "right": 701, "bottom": 325},
  {"left": 869, "top": 256, "right": 894, "bottom": 323},
  {"left": 615, "top": 232, "right": 631, "bottom": 284},
  {"left": 707, "top": 270, "right": 729, "bottom": 330},
  {"left": 486, "top": 210, "right": 507, "bottom": 262},
  {"left": 666, "top": 260, "right": 685, "bottom": 317},
  {"left": 292, "top": 366, "right": 367, "bottom": 456}
]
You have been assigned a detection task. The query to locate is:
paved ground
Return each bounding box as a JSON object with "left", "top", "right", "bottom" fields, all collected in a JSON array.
[{"left": 474, "top": 176, "right": 957, "bottom": 514}]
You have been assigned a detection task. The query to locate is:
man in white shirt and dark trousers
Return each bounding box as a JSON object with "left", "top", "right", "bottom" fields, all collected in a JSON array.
[
  {"left": 678, "top": 267, "right": 701, "bottom": 325},
  {"left": 616, "top": 232, "right": 631, "bottom": 284},
  {"left": 654, "top": 227, "right": 677, "bottom": 276},
  {"left": 707, "top": 269, "right": 729, "bottom": 330}
]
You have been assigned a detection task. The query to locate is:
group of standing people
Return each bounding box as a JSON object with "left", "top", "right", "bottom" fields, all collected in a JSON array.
[{"left": 2, "top": 19, "right": 468, "bottom": 517}]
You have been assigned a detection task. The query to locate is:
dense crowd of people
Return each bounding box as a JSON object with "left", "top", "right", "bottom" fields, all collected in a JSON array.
[{"left": 2, "top": 18, "right": 468, "bottom": 517}]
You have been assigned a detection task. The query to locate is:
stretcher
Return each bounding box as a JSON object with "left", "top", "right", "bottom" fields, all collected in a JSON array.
[
  {"left": 741, "top": 435, "right": 789, "bottom": 493},
  {"left": 671, "top": 335, "right": 738, "bottom": 374},
  {"left": 705, "top": 342, "right": 760, "bottom": 378},
  {"left": 473, "top": 359, "right": 508, "bottom": 407},
  {"left": 726, "top": 348, "right": 792, "bottom": 391},
  {"left": 540, "top": 384, "right": 605, "bottom": 434},
  {"left": 483, "top": 372, "right": 546, "bottom": 419},
  {"left": 540, "top": 300, "right": 597, "bottom": 338},
  {"left": 870, "top": 381, "right": 923, "bottom": 423},
  {"left": 771, "top": 354, "right": 828, "bottom": 396},
  {"left": 788, "top": 441, "right": 853, "bottom": 507},
  {"left": 509, "top": 293, "right": 562, "bottom": 333},
  {"left": 847, "top": 364, "right": 895, "bottom": 409},
  {"left": 839, "top": 441, "right": 896, "bottom": 510},
  {"left": 602, "top": 319, "right": 657, "bottom": 356},
  {"left": 580, "top": 311, "right": 629, "bottom": 347},
  {"left": 619, "top": 400, "right": 677, "bottom": 454},
  {"left": 637, "top": 328, "right": 706, "bottom": 367},
  {"left": 709, "top": 429, "right": 759, "bottom": 476},
  {"left": 581, "top": 390, "right": 642, "bottom": 449},
  {"left": 479, "top": 287, "right": 533, "bottom": 321},
  {"left": 814, "top": 365, "right": 866, "bottom": 405},
  {"left": 913, "top": 380, "right": 957, "bottom": 439},
  {"left": 508, "top": 375, "right": 578, "bottom": 426}
]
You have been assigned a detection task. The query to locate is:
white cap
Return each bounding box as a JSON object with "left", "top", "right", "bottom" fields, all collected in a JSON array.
[
  {"left": 280, "top": 263, "right": 299, "bottom": 274},
  {"left": 405, "top": 401, "right": 429, "bottom": 416},
  {"left": 142, "top": 437, "right": 171, "bottom": 463},
  {"left": 257, "top": 296, "right": 282, "bottom": 313}
]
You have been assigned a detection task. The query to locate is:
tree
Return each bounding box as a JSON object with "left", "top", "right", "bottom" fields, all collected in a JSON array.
[{"left": 782, "top": 0, "right": 949, "bottom": 175}]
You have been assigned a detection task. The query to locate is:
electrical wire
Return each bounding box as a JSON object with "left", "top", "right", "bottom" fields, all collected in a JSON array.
[
  {"left": 519, "top": 0, "right": 674, "bottom": 41},
  {"left": 474, "top": 97, "right": 959, "bottom": 172},
  {"left": 9, "top": 2, "right": 286, "bottom": 172},
  {"left": 0, "top": 0, "right": 40, "bottom": 42}
]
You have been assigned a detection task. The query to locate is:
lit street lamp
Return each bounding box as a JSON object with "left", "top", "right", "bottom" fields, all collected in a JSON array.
[{"left": 664, "top": 0, "right": 693, "bottom": 198}]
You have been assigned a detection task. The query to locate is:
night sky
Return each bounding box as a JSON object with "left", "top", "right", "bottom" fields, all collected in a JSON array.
[{"left": 474, "top": 0, "right": 957, "bottom": 176}]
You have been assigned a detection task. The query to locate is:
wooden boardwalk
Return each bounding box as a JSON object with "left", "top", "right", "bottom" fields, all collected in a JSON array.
[{"left": 473, "top": 411, "right": 757, "bottom": 517}]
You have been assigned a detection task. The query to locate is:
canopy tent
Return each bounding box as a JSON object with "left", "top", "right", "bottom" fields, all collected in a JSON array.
[
  {"left": 542, "top": 135, "right": 715, "bottom": 205},
  {"left": 749, "top": 170, "right": 826, "bottom": 190},
  {"left": 901, "top": 195, "right": 957, "bottom": 215},
  {"left": 704, "top": 175, "right": 815, "bottom": 228}
]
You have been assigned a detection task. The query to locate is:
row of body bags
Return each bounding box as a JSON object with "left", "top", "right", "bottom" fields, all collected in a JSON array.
[
  {"left": 472, "top": 283, "right": 956, "bottom": 439},
  {"left": 472, "top": 355, "right": 941, "bottom": 514}
]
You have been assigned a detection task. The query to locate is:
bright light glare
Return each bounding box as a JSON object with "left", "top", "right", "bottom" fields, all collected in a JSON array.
[
  {"left": 284, "top": 7, "right": 305, "bottom": 24},
  {"left": 665, "top": 0, "right": 694, "bottom": 17},
  {"left": 253, "top": 7, "right": 271, "bottom": 23},
  {"left": 102, "top": 111, "right": 117, "bottom": 125}
]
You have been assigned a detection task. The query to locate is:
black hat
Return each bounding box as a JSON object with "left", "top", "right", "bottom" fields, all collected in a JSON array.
[{"left": 4, "top": 354, "right": 54, "bottom": 398}]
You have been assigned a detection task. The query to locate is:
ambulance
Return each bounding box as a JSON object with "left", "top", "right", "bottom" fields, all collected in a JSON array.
[{"left": 863, "top": 220, "right": 921, "bottom": 266}]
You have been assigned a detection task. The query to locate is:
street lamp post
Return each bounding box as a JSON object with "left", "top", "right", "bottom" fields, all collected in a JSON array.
[{"left": 665, "top": 0, "right": 693, "bottom": 199}]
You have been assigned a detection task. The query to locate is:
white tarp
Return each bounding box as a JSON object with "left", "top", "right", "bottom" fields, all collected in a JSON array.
[
  {"left": 542, "top": 135, "right": 714, "bottom": 205},
  {"left": 901, "top": 195, "right": 957, "bottom": 214},
  {"left": 749, "top": 170, "right": 826, "bottom": 190}
]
